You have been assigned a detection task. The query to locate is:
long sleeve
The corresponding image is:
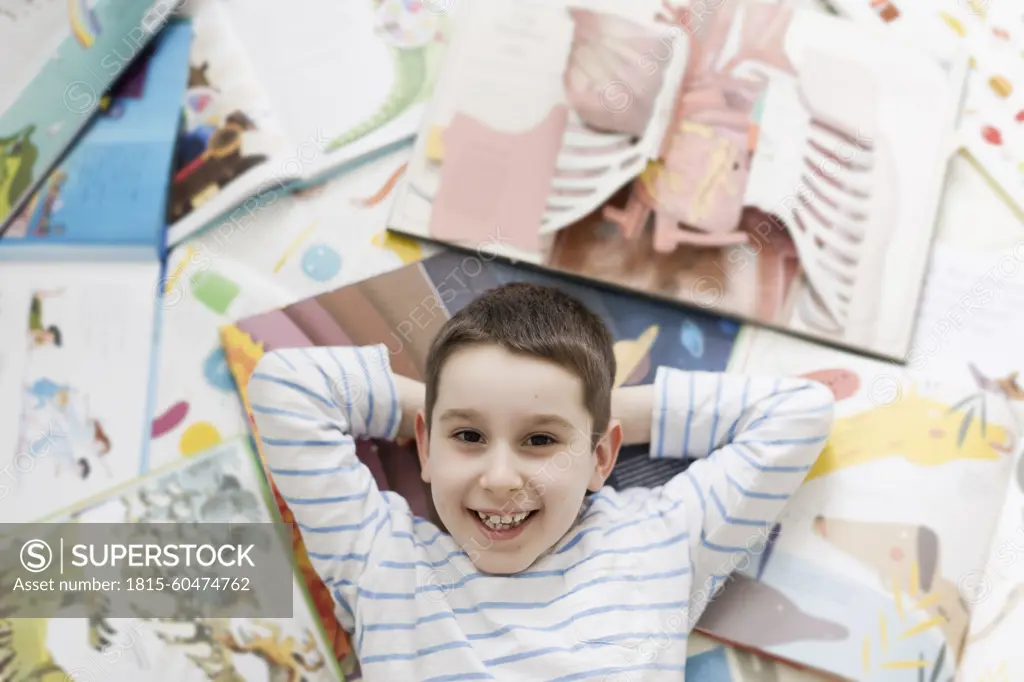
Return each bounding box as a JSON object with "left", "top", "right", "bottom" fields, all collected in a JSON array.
[
  {"left": 246, "top": 343, "right": 409, "bottom": 631},
  {"left": 648, "top": 367, "right": 835, "bottom": 624}
]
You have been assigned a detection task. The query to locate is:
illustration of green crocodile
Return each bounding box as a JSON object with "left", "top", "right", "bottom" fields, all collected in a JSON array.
[
  {"left": 0, "top": 124, "right": 39, "bottom": 223},
  {"left": 325, "top": 0, "right": 450, "bottom": 153}
]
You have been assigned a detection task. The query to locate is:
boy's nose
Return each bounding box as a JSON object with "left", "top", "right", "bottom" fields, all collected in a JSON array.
[{"left": 479, "top": 450, "right": 525, "bottom": 493}]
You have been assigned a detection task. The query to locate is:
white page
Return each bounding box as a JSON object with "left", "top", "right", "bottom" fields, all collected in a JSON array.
[
  {"left": 0, "top": 0, "right": 67, "bottom": 115},
  {"left": 218, "top": 0, "right": 449, "bottom": 180},
  {"left": 0, "top": 260, "right": 160, "bottom": 522},
  {"left": 710, "top": 326, "right": 1018, "bottom": 680},
  {"left": 899, "top": 244, "right": 1024, "bottom": 680}
]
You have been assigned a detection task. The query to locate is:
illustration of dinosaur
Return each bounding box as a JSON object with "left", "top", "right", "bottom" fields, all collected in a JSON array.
[
  {"left": 0, "top": 125, "right": 38, "bottom": 222},
  {"left": 152, "top": 618, "right": 326, "bottom": 682},
  {"left": 805, "top": 387, "right": 1015, "bottom": 482},
  {"left": 325, "top": 0, "right": 449, "bottom": 152},
  {"left": 813, "top": 516, "right": 971, "bottom": 661}
]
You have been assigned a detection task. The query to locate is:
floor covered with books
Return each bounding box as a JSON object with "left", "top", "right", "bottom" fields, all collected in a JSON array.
[{"left": 2, "top": 0, "right": 1024, "bottom": 680}]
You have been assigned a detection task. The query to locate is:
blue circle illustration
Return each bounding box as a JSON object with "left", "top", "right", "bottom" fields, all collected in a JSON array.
[
  {"left": 203, "top": 347, "right": 235, "bottom": 392},
  {"left": 301, "top": 244, "right": 342, "bottom": 282}
]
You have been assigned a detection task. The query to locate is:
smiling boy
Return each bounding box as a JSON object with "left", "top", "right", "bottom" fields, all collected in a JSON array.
[{"left": 247, "top": 283, "right": 835, "bottom": 681}]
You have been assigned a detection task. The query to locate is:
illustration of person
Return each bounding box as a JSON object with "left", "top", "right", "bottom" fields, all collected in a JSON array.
[
  {"left": 27, "top": 288, "right": 65, "bottom": 348},
  {"left": 77, "top": 458, "right": 91, "bottom": 480}
]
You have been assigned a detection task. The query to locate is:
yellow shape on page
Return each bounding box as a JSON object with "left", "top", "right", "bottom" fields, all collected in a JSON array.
[
  {"left": 372, "top": 230, "right": 423, "bottom": 264},
  {"left": 612, "top": 324, "right": 659, "bottom": 388},
  {"left": 806, "top": 389, "right": 1013, "bottom": 481}
]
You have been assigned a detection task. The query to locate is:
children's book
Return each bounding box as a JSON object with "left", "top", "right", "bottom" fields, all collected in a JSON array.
[
  {"left": 694, "top": 325, "right": 1023, "bottom": 682},
  {"left": 386, "top": 0, "right": 970, "bottom": 363},
  {"left": 0, "top": 0, "right": 182, "bottom": 232},
  {"left": 821, "top": 0, "right": 1024, "bottom": 219},
  {"left": 0, "top": 437, "right": 345, "bottom": 682},
  {"left": 1, "top": 20, "right": 191, "bottom": 259},
  {"left": 163, "top": 0, "right": 452, "bottom": 247},
  {"left": 219, "top": 249, "right": 742, "bottom": 676},
  {"left": 0, "top": 23, "right": 190, "bottom": 524}
]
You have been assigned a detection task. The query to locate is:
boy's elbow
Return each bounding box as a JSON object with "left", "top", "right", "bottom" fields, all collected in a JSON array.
[{"left": 797, "top": 379, "right": 837, "bottom": 435}]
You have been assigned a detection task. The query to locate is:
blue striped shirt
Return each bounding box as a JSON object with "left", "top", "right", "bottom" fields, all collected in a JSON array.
[{"left": 247, "top": 344, "right": 835, "bottom": 681}]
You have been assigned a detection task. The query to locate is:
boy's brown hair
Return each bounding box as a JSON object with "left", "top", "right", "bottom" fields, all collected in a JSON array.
[{"left": 423, "top": 282, "right": 616, "bottom": 445}]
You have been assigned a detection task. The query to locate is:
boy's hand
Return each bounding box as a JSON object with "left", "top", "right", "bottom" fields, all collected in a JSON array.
[{"left": 611, "top": 383, "right": 655, "bottom": 446}]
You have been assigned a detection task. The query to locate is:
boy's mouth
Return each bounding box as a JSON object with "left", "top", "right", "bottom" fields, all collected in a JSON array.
[{"left": 470, "top": 509, "right": 537, "bottom": 540}]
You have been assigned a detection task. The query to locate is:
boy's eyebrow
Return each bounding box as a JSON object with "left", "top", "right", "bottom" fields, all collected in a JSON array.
[
  {"left": 529, "top": 414, "right": 577, "bottom": 431},
  {"left": 438, "top": 408, "right": 482, "bottom": 423}
]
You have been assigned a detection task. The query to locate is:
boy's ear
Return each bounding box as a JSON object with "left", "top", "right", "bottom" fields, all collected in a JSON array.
[
  {"left": 588, "top": 420, "right": 623, "bottom": 492},
  {"left": 414, "top": 409, "right": 431, "bottom": 483}
]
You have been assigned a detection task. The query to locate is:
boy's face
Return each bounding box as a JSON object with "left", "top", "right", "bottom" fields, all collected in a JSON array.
[{"left": 415, "top": 344, "right": 621, "bottom": 575}]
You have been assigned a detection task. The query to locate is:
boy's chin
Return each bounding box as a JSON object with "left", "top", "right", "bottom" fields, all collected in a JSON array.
[{"left": 469, "top": 550, "right": 540, "bottom": 576}]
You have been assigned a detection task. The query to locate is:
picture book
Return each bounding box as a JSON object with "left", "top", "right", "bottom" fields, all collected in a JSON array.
[
  {"left": 0, "top": 0, "right": 182, "bottom": 231},
  {"left": 1, "top": 19, "right": 192, "bottom": 260},
  {"left": 0, "top": 22, "right": 191, "bottom": 525},
  {"left": 164, "top": 0, "right": 451, "bottom": 247},
  {"left": 0, "top": 437, "right": 345, "bottom": 682},
  {"left": 386, "top": 0, "right": 970, "bottom": 362},
  {"left": 821, "top": 0, "right": 1024, "bottom": 218},
  {"left": 147, "top": 145, "right": 430, "bottom": 480},
  {"left": 219, "top": 250, "right": 742, "bottom": 675},
  {"left": 694, "top": 325, "right": 1023, "bottom": 681}
]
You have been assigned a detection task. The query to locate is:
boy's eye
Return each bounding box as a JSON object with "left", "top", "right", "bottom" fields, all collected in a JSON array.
[
  {"left": 453, "top": 430, "right": 484, "bottom": 444},
  {"left": 525, "top": 434, "right": 557, "bottom": 447}
]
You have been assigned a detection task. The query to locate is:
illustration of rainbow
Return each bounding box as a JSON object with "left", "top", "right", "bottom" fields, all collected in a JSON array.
[{"left": 69, "top": 0, "right": 102, "bottom": 49}]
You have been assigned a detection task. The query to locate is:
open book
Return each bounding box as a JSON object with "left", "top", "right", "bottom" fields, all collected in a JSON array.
[
  {"left": 219, "top": 249, "right": 743, "bottom": 675},
  {"left": 821, "top": 0, "right": 1024, "bottom": 218},
  {"left": 0, "top": 0, "right": 179, "bottom": 232},
  {"left": 0, "top": 437, "right": 344, "bottom": 682},
  {"left": 0, "top": 22, "right": 190, "bottom": 522},
  {"left": 164, "top": 0, "right": 451, "bottom": 247},
  {"left": 386, "top": 0, "right": 969, "bottom": 362},
  {"left": 696, "top": 325, "right": 1023, "bottom": 681}
]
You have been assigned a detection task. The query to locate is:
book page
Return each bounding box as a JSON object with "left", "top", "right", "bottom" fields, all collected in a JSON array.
[
  {"left": 217, "top": 0, "right": 452, "bottom": 181},
  {"left": 698, "top": 326, "right": 1018, "bottom": 681},
  {"left": 0, "top": 0, "right": 66, "bottom": 115},
  {"left": 164, "top": 0, "right": 295, "bottom": 247},
  {"left": 19, "top": 438, "right": 343, "bottom": 682},
  {"left": 904, "top": 244, "right": 1024, "bottom": 681},
  {"left": 0, "top": 261, "right": 161, "bottom": 521}
]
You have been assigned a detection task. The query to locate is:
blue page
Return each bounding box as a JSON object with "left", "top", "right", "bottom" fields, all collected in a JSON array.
[{"left": 0, "top": 19, "right": 191, "bottom": 259}]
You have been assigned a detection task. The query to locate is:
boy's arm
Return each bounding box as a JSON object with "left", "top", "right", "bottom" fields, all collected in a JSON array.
[
  {"left": 618, "top": 367, "right": 835, "bottom": 623},
  {"left": 246, "top": 344, "right": 409, "bottom": 630}
]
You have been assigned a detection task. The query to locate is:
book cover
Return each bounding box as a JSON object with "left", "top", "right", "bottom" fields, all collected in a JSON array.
[
  {"left": 387, "top": 0, "right": 969, "bottom": 363},
  {"left": 219, "top": 250, "right": 742, "bottom": 672},
  {"left": 0, "top": 19, "right": 192, "bottom": 259},
  {"left": 0, "top": 0, "right": 183, "bottom": 231}
]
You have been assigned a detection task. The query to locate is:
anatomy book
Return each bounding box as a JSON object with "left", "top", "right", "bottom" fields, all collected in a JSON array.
[
  {"left": 695, "top": 326, "right": 1024, "bottom": 682},
  {"left": 387, "top": 0, "right": 969, "bottom": 362},
  {"left": 0, "top": 437, "right": 345, "bottom": 682},
  {"left": 0, "top": 20, "right": 191, "bottom": 259},
  {"left": 822, "top": 0, "right": 1024, "bottom": 218},
  {"left": 0, "top": 0, "right": 182, "bottom": 233},
  {"left": 219, "top": 250, "right": 742, "bottom": 676},
  {"left": 164, "top": 0, "right": 451, "bottom": 247}
]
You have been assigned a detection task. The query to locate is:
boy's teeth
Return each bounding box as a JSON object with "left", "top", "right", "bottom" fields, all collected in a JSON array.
[{"left": 476, "top": 510, "right": 532, "bottom": 530}]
